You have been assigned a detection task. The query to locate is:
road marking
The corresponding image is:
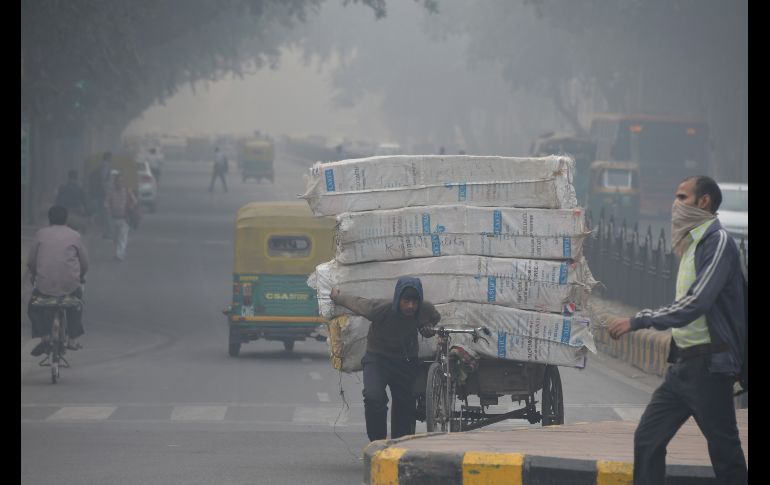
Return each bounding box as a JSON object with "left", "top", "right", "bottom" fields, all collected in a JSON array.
[
  {"left": 292, "top": 407, "right": 347, "bottom": 425},
  {"left": 317, "top": 392, "right": 330, "bottom": 402},
  {"left": 202, "top": 240, "right": 231, "bottom": 246},
  {"left": 171, "top": 406, "right": 227, "bottom": 421},
  {"left": 301, "top": 357, "right": 312, "bottom": 363},
  {"left": 612, "top": 407, "right": 646, "bottom": 421},
  {"left": 309, "top": 372, "right": 322, "bottom": 381},
  {"left": 47, "top": 406, "right": 116, "bottom": 421}
]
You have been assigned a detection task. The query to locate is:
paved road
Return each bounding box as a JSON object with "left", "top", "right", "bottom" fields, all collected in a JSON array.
[{"left": 21, "top": 152, "right": 663, "bottom": 485}]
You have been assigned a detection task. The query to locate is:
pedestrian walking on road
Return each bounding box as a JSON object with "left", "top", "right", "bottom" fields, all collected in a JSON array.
[
  {"left": 105, "top": 172, "right": 137, "bottom": 261},
  {"left": 330, "top": 277, "right": 441, "bottom": 441},
  {"left": 208, "top": 146, "right": 228, "bottom": 193},
  {"left": 608, "top": 175, "right": 747, "bottom": 485},
  {"left": 88, "top": 151, "right": 113, "bottom": 238},
  {"left": 56, "top": 170, "right": 90, "bottom": 233}
]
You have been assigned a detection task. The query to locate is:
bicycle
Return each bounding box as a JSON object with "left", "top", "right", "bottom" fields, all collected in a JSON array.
[
  {"left": 30, "top": 294, "right": 82, "bottom": 384},
  {"left": 425, "top": 325, "right": 490, "bottom": 432}
]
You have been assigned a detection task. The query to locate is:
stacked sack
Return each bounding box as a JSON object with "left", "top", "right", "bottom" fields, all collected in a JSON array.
[{"left": 303, "top": 154, "right": 597, "bottom": 372}]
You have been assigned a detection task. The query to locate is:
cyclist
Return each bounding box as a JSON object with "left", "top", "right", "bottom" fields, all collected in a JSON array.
[
  {"left": 330, "top": 276, "right": 441, "bottom": 441},
  {"left": 27, "top": 206, "right": 89, "bottom": 356}
]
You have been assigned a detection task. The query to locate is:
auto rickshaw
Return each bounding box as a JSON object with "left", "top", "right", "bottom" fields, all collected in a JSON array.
[
  {"left": 223, "top": 201, "right": 336, "bottom": 355},
  {"left": 530, "top": 132, "right": 596, "bottom": 206},
  {"left": 238, "top": 139, "right": 275, "bottom": 183},
  {"left": 587, "top": 160, "right": 640, "bottom": 223}
]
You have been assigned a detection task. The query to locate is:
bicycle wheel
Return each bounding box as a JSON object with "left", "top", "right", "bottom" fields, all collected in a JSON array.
[
  {"left": 426, "top": 362, "right": 450, "bottom": 432},
  {"left": 50, "top": 311, "right": 62, "bottom": 384}
]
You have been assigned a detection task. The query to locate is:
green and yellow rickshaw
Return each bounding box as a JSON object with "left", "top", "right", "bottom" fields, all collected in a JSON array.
[
  {"left": 223, "top": 201, "right": 336, "bottom": 355},
  {"left": 238, "top": 139, "right": 275, "bottom": 183},
  {"left": 587, "top": 160, "right": 641, "bottom": 223}
]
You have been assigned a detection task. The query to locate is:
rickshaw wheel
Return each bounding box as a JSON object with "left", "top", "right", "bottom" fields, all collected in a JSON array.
[
  {"left": 541, "top": 365, "right": 564, "bottom": 426},
  {"left": 228, "top": 329, "right": 241, "bottom": 357},
  {"left": 283, "top": 340, "right": 295, "bottom": 351},
  {"left": 426, "top": 362, "right": 451, "bottom": 432}
]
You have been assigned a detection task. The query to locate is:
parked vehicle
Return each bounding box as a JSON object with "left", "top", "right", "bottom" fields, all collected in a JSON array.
[
  {"left": 717, "top": 182, "right": 747, "bottom": 242},
  {"left": 135, "top": 160, "right": 158, "bottom": 213}
]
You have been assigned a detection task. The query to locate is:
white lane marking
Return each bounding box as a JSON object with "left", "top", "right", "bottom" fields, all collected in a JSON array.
[
  {"left": 613, "top": 407, "right": 646, "bottom": 421},
  {"left": 317, "top": 392, "right": 330, "bottom": 403},
  {"left": 292, "top": 407, "right": 348, "bottom": 426},
  {"left": 202, "top": 240, "right": 231, "bottom": 246},
  {"left": 47, "top": 406, "right": 116, "bottom": 421},
  {"left": 309, "top": 372, "right": 322, "bottom": 381},
  {"left": 301, "top": 357, "right": 312, "bottom": 363},
  {"left": 171, "top": 406, "right": 227, "bottom": 421}
]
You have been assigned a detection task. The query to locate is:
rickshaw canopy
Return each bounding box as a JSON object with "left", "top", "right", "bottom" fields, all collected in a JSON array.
[{"left": 234, "top": 201, "right": 336, "bottom": 275}]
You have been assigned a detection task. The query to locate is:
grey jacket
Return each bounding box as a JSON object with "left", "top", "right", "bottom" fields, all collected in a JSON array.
[{"left": 631, "top": 220, "right": 746, "bottom": 375}]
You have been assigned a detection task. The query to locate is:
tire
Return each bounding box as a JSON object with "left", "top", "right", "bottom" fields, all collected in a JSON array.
[
  {"left": 426, "top": 362, "right": 452, "bottom": 432},
  {"left": 541, "top": 365, "right": 564, "bottom": 426},
  {"left": 283, "top": 340, "right": 295, "bottom": 351},
  {"left": 228, "top": 328, "right": 241, "bottom": 357}
]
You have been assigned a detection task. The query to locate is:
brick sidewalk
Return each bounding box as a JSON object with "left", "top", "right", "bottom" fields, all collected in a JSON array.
[{"left": 364, "top": 409, "right": 748, "bottom": 484}]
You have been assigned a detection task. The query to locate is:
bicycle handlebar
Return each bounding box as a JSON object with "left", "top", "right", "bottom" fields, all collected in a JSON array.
[{"left": 436, "top": 325, "right": 491, "bottom": 344}]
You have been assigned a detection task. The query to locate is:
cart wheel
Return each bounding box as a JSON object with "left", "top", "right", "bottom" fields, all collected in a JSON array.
[
  {"left": 426, "top": 362, "right": 454, "bottom": 432},
  {"left": 541, "top": 365, "right": 564, "bottom": 426},
  {"left": 228, "top": 329, "right": 241, "bottom": 357},
  {"left": 283, "top": 340, "right": 295, "bottom": 351}
]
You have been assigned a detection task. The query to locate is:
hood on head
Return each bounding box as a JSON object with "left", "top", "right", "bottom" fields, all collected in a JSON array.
[{"left": 392, "top": 276, "right": 423, "bottom": 316}]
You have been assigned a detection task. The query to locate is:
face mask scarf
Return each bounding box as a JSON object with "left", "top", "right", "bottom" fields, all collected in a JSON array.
[{"left": 671, "top": 200, "right": 715, "bottom": 258}]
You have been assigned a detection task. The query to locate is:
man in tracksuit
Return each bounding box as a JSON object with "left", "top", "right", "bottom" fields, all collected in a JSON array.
[
  {"left": 609, "top": 176, "right": 747, "bottom": 484},
  {"left": 331, "top": 277, "right": 441, "bottom": 441}
]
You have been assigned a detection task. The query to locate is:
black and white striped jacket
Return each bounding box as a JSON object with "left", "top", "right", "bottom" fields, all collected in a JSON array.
[{"left": 630, "top": 219, "right": 746, "bottom": 375}]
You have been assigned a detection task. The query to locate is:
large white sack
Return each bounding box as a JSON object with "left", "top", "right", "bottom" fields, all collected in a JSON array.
[
  {"left": 326, "top": 315, "right": 438, "bottom": 373},
  {"left": 308, "top": 256, "right": 596, "bottom": 319},
  {"left": 435, "top": 302, "right": 595, "bottom": 368},
  {"left": 335, "top": 205, "right": 589, "bottom": 264},
  {"left": 301, "top": 155, "right": 577, "bottom": 215}
]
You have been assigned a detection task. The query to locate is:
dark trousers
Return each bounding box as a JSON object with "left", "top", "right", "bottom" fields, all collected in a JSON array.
[
  {"left": 634, "top": 354, "right": 747, "bottom": 485},
  {"left": 209, "top": 170, "right": 227, "bottom": 192},
  {"left": 27, "top": 288, "right": 85, "bottom": 339},
  {"left": 361, "top": 351, "right": 418, "bottom": 442}
]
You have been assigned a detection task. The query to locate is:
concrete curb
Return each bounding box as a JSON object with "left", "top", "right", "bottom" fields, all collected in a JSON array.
[{"left": 362, "top": 443, "right": 719, "bottom": 484}]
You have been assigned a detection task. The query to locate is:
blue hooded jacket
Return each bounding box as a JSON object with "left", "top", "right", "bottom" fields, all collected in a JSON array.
[{"left": 392, "top": 276, "right": 424, "bottom": 316}]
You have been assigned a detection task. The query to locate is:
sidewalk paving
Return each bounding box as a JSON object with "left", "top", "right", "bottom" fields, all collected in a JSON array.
[{"left": 364, "top": 409, "right": 748, "bottom": 484}]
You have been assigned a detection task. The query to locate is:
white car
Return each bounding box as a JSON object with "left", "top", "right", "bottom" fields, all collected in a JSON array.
[
  {"left": 718, "top": 183, "right": 747, "bottom": 242},
  {"left": 136, "top": 161, "right": 158, "bottom": 213}
]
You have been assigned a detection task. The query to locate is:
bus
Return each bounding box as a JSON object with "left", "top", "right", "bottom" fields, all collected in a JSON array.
[{"left": 590, "top": 113, "right": 709, "bottom": 217}]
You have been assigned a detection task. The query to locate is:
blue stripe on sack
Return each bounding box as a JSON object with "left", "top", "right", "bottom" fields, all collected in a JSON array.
[
  {"left": 560, "top": 263, "right": 568, "bottom": 284},
  {"left": 324, "top": 169, "right": 336, "bottom": 192},
  {"left": 458, "top": 183, "right": 467, "bottom": 201},
  {"left": 431, "top": 235, "right": 441, "bottom": 256},
  {"left": 561, "top": 319, "right": 571, "bottom": 343},
  {"left": 498, "top": 332, "right": 507, "bottom": 358},
  {"left": 487, "top": 277, "right": 497, "bottom": 302},
  {"left": 493, "top": 210, "right": 502, "bottom": 235},
  {"left": 422, "top": 213, "right": 431, "bottom": 234},
  {"left": 563, "top": 238, "right": 571, "bottom": 258}
]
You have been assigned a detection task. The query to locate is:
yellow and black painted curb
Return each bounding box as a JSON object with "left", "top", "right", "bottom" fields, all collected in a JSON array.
[{"left": 363, "top": 441, "right": 717, "bottom": 485}]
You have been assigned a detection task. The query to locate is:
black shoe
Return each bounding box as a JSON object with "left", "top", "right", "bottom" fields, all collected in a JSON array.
[{"left": 30, "top": 341, "right": 50, "bottom": 357}]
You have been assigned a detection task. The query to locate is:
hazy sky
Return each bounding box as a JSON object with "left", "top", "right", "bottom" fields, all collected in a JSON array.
[{"left": 125, "top": 47, "right": 389, "bottom": 143}]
